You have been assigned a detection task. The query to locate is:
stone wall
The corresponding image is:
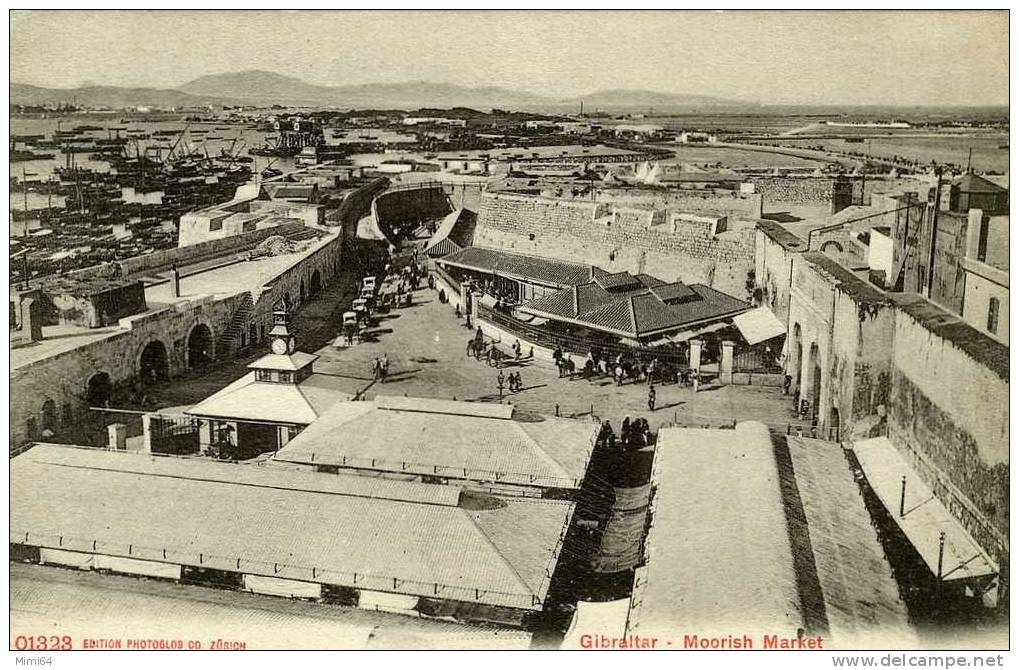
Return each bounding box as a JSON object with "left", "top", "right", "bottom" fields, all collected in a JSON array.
[
  {"left": 373, "top": 185, "right": 453, "bottom": 231},
  {"left": 594, "top": 187, "right": 763, "bottom": 219},
  {"left": 754, "top": 177, "right": 839, "bottom": 207},
  {"left": 887, "top": 305, "right": 1008, "bottom": 546},
  {"left": 10, "top": 231, "right": 348, "bottom": 449},
  {"left": 473, "top": 192, "right": 755, "bottom": 297},
  {"left": 11, "top": 293, "right": 242, "bottom": 447},
  {"left": 326, "top": 177, "right": 389, "bottom": 231}
]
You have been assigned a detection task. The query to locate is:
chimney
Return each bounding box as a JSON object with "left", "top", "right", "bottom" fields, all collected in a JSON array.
[{"left": 170, "top": 263, "right": 181, "bottom": 298}]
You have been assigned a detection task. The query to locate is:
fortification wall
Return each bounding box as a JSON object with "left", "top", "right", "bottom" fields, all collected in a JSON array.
[
  {"left": 594, "top": 188, "right": 763, "bottom": 219},
  {"left": 473, "top": 192, "right": 755, "bottom": 296},
  {"left": 373, "top": 185, "right": 453, "bottom": 230}
]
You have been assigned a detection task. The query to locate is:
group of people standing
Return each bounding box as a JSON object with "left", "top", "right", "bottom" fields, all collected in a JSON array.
[
  {"left": 597, "top": 415, "right": 654, "bottom": 451},
  {"left": 370, "top": 354, "right": 390, "bottom": 383}
]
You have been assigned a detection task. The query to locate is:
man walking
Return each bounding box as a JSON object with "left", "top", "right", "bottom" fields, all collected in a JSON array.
[
  {"left": 648, "top": 385, "right": 657, "bottom": 412},
  {"left": 380, "top": 353, "right": 390, "bottom": 383}
]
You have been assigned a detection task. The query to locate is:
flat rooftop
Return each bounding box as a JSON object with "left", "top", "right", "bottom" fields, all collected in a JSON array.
[
  {"left": 629, "top": 422, "right": 803, "bottom": 638},
  {"left": 12, "top": 234, "right": 336, "bottom": 372},
  {"left": 12, "top": 444, "right": 575, "bottom": 611}
]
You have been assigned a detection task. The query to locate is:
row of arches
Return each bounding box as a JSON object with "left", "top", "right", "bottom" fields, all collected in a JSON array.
[{"left": 789, "top": 322, "right": 837, "bottom": 435}]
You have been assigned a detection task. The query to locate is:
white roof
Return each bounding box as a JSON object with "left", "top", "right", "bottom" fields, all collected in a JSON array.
[
  {"left": 248, "top": 352, "right": 318, "bottom": 372},
  {"left": 733, "top": 306, "right": 787, "bottom": 346},
  {"left": 273, "top": 397, "right": 597, "bottom": 489},
  {"left": 12, "top": 444, "right": 574, "bottom": 611},
  {"left": 186, "top": 371, "right": 350, "bottom": 424},
  {"left": 628, "top": 422, "right": 802, "bottom": 637},
  {"left": 852, "top": 437, "right": 997, "bottom": 582}
]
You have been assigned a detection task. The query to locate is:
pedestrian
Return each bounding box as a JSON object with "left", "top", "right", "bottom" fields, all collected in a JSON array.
[
  {"left": 515, "top": 371, "right": 523, "bottom": 392},
  {"left": 783, "top": 374, "right": 792, "bottom": 395},
  {"left": 497, "top": 370, "right": 506, "bottom": 397},
  {"left": 614, "top": 364, "right": 624, "bottom": 386},
  {"left": 565, "top": 355, "right": 574, "bottom": 377},
  {"left": 648, "top": 384, "right": 657, "bottom": 412},
  {"left": 692, "top": 368, "right": 700, "bottom": 393},
  {"left": 552, "top": 345, "right": 563, "bottom": 367},
  {"left": 621, "top": 416, "right": 631, "bottom": 448},
  {"left": 371, "top": 357, "right": 380, "bottom": 380},
  {"left": 556, "top": 358, "right": 564, "bottom": 378},
  {"left": 528, "top": 346, "right": 534, "bottom": 359},
  {"left": 466, "top": 339, "right": 475, "bottom": 358},
  {"left": 380, "top": 353, "right": 389, "bottom": 383},
  {"left": 513, "top": 339, "right": 521, "bottom": 360}
]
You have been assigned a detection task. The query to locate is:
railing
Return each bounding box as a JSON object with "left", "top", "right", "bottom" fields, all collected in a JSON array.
[
  {"left": 733, "top": 349, "right": 783, "bottom": 374},
  {"left": 477, "top": 304, "right": 689, "bottom": 366},
  {"left": 432, "top": 264, "right": 461, "bottom": 292}
]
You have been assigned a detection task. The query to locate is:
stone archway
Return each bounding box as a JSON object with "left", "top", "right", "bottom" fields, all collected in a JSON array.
[
  {"left": 41, "top": 399, "right": 57, "bottom": 433},
  {"left": 790, "top": 323, "right": 802, "bottom": 396},
  {"left": 807, "top": 342, "right": 821, "bottom": 424},
  {"left": 310, "top": 269, "right": 322, "bottom": 296},
  {"left": 86, "top": 372, "right": 113, "bottom": 407},
  {"left": 187, "top": 323, "right": 214, "bottom": 370},
  {"left": 299, "top": 279, "right": 307, "bottom": 304},
  {"left": 139, "top": 340, "right": 170, "bottom": 384}
]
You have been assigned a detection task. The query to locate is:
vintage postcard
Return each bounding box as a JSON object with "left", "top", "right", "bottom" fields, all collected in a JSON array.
[{"left": 7, "top": 8, "right": 1010, "bottom": 660}]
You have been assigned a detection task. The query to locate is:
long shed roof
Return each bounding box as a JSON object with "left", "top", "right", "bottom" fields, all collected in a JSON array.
[{"left": 11, "top": 444, "right": 574, "bottom": 611}]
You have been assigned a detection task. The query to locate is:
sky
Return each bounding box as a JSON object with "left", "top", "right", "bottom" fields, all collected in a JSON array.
[{"left": 9, "top": 10, "right": 1010, "bottom": 106}]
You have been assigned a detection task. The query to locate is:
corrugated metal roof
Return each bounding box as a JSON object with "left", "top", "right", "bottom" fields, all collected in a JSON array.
[
  {"left": 274, "top": 398, "right": 598, "bottom": 489},
  {"left": 12, "top": 444, "right": 574, "bottom": 611}
]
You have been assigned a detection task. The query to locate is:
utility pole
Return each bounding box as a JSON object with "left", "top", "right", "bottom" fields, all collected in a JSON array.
[
  {"left": 966, "top": 147, "right": 973, "bottom": 172},
  {"left": 926, "top": 166, "right": 943, "bottom": 299}
]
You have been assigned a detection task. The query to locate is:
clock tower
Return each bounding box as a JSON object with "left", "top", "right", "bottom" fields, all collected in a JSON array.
[
  {"left": 247, "top": 299, "right": 318, "bottom": 384},
  {"left": 268, "top": 304, "right": 297, "bottom": 355}
]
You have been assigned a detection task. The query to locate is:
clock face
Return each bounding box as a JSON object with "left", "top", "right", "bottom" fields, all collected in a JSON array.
[{"left": 271, "top": 338, "right": 289, "bottom": 355}]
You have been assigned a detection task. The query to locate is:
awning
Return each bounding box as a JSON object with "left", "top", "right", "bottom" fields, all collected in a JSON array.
[
  {"left": 560, "top": 599, "right": 630, "bottom": 650},
  {"left": 852, "top": 437, "right": 998, "bottom": 582},
  {"left": 512, "top": 311, "right": 548, "bottom": 326},
  {"left": 733, "top": 307, "right": 786, "bottom": 346},
  {"left": 645, "top": 321, "right": 731, "bottom": 347}
]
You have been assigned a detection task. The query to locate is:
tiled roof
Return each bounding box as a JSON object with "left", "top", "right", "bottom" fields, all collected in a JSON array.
[
  {"left": 12, "top": 444, "right": 573, "bottom": 611},
  {"left": 522, "top": 274, "right": 750, "bottom": 339},
  {"left": 424, "top": 237, "right": 462, "bottom": 257},
  {"left": 954, "top": 173, "right": 1007, "bottom": 194},
  {"left": 438, "top": 247, "right": 596, "bottom": 287}
]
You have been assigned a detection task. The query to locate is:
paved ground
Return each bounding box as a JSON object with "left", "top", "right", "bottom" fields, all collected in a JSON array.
[
  {"left": 69, "top": 257, "right": 801, "bottom": 446},
  {"left": 305, "top": 281, "right": 801, "bottom": 433}
]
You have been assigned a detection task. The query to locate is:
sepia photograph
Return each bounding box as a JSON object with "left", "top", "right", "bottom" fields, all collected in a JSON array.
[{"left": 6, "top": 8, "right": 1010, "bottom": 660}]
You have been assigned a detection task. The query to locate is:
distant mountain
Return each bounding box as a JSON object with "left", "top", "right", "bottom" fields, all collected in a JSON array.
[
  {"left": 10, "top": 82, "right": 245, "bottom": 108},
  {"left": 179, "top": 70, "right": 554, "bottom": 110},
  {"left": 12, "top": 71, "right": 757, "bottom": 112},
  {"left": 562, "top": 88, "right": 756, "bottom": 111}
]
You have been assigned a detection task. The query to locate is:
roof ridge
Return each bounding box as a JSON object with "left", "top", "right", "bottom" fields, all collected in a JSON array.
[
  {"left": 512, "top": 422, "right": 576, "bottom": 481},
  {"left": 459, "top": 507, "right": 538, "bottom": 596}
]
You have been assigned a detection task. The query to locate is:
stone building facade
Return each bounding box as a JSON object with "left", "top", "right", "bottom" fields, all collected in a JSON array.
[{"left": 471, "top": 192, "right": 757, "bottom": 298}]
